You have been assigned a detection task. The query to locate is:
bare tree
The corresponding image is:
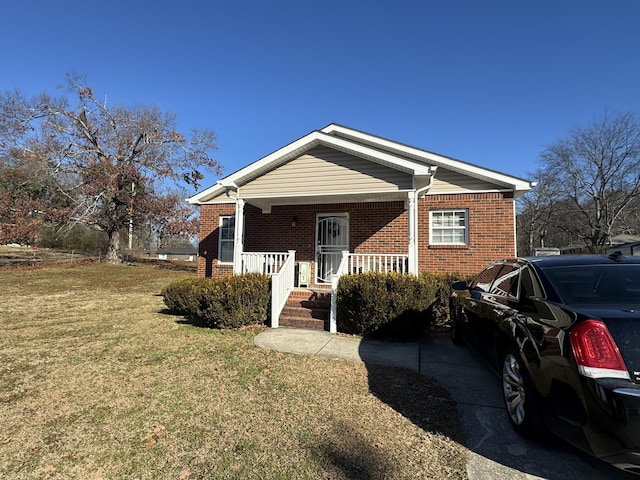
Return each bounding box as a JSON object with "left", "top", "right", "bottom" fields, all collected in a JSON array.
[
  {"left": 538, "top": 111, "right": 640, "bottom": 252},
  {"left": 0, "top": 74, "right": 221, "bottom": 262}
]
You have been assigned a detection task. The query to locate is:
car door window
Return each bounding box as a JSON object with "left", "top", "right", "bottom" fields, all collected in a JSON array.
[
  {"left": 470, "top": 264, "right": 503, "bottom": 292},
  {"left": 490, "top": 264, "right": 520, "bottom": 298}
]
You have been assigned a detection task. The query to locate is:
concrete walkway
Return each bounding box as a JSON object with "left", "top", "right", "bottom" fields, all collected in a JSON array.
[{"left": 254, "top": 328, "right": 635, "bottom": 480}]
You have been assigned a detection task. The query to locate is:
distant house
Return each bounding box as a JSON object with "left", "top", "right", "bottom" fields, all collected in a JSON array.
[
  {"left": 156, "top": 247, "right": 198, "bottom": 262},
  {"left": 187, "top": 124, "right": 534, "bottom": 331},
  {"left": 608, "top": 234, "right": 640, "bottom": 246},
  {"left": 606, "top": 241, "right": 640, "bottom": 257}
]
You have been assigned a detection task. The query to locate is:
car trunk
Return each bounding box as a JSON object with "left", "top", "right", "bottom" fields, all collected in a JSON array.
[{"left": 587, "top": 308, "right": 640, "bottom": 384}]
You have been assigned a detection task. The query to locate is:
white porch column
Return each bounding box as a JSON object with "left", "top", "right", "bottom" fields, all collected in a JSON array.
[
  {"left": 232, "top": 198, "right": 245, "bottom": 274},
  {"left": 407, "top": 191, "right": 418, "bottom": 275}
]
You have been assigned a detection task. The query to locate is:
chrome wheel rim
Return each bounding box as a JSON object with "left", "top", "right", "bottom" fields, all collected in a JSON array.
[{"left": 503, "top": 354, "right": 526, "bottom": 426}]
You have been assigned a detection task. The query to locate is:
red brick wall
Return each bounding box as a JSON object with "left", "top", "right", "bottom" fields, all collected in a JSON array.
[
  {"left": 197, "top": 203, "right": 235, "bottom": 278},
  {"left": 417, "top": 192, "right": 515, "bottom": 275},
  {"left": 197, "top": 193, "right": 515, "bottom": 278}
]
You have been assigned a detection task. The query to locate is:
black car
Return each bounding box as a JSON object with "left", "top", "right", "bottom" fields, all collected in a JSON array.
[{"left": 450, "top": 253, "right": 640, "bottom": 475}]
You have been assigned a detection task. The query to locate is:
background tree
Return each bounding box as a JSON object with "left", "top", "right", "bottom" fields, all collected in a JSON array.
[
  {"left": 0, "top": 75, "right": 220, "bottom": 261},
  {"left": 530, "top": 111, "right": 640, "bottom": 253},
  {"left": 0, "top": 156, "right": 72, "bottom": 245}
]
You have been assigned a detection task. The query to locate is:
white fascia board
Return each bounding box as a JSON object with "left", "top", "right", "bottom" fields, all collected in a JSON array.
[
  {"left": 187, "top": 132, "right": 324, "bottom": 204},
  {"left": 188, "top": 129, "right": 434, "bottom": 205},
  {"left": 321, "top": 124, "right": 533, "bottom": 193},
  {"left": 187, "top": 183, "right": 224, "bottom": 204},
  {"left": 317, "top": 133, "right": 433, "bottom": 175},
  {"left": 187, "top": 181, "right": 239, "bottom": 205},
  {"left": 223, "top": 131, "right": 324, "bottom": 188}
]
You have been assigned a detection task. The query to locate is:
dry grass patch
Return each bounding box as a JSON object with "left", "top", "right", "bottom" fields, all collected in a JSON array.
[{"left": 0, "top": 263, "right": 467, "bottom": 479}]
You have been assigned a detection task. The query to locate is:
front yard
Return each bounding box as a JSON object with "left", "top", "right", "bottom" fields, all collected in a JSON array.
[{"left": 0, "top": 262, "right": 466, "bottom": 479}]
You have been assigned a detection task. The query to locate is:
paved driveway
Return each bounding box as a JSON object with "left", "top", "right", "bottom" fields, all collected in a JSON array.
[
  {"left": 413, "top": 335, "right": 636, "bottom": 480},
  {"left": 256, "top": 328, "right": 637, "bottom": 479}
]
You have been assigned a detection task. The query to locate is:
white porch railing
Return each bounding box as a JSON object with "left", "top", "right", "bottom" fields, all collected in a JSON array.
[
  {"left": 348, "top": 253, "right": 409, "bottom": 274},
  {"left": 240, "top": 250, "right": 409, "bottom": 333},
  {"left": 269, "top": 250, "right": 295, "bottom": 328},
  {"left": 241, "top": 252, "right": 289, "bottom": 275}
]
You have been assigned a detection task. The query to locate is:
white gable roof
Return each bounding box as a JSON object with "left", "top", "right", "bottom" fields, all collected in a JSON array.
[{"left": 188, "top": 124, "right": 533, "bottom": 205}]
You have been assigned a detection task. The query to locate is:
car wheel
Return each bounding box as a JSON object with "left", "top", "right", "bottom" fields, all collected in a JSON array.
[{"left": 501, "top": 347, "right": 546, "bottom": 439}]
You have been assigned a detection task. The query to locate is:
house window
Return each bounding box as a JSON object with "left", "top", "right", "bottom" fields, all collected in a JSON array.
[
  {"left": 430, "top": 209, "right": 468, "bottom": 245},
  {"left": 218, "top": 215, "right": 235, "bottom": 263}
]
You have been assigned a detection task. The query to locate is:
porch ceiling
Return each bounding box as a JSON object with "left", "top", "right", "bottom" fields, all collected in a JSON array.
[{"left": 244, "top": 191, "right": 409, "bottom": 212}]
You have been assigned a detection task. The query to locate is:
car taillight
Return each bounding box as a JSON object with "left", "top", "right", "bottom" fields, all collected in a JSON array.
[{"left": 570, "top": 319, "right": 630, "bottom": 380}]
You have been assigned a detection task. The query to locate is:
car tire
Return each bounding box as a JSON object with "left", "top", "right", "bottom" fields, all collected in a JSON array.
[{"left": 501, "top": 346, "right": 546, "bottom": 439}]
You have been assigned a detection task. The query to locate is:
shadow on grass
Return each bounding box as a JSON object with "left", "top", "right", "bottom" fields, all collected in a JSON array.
[
  {"left": 133, "top": 257, "right": 197, "bottom": 272},
  {"left": 364, "top": 362, "right": 463, "bottom": 441},
  {"left": 158, "top": 308, "right": 211, "bottom": 328},
  {"left": 314, "top": 419, "right": 395, "bottom": 480}
]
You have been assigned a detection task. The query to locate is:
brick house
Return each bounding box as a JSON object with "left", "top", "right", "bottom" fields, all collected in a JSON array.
[{"left": 188, "top": 124, "right": 534, "bottom": 332}]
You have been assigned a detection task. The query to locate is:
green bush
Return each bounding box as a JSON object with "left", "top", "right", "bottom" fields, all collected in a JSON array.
[
  {"left": 336, "top": 271, "right": 463, "bottom": 338},
  {"left": 200, "top": 273, "right": 271, "bottom": 329},
  {"left": 161, "top": 273, "right": 271, "bottom": 329},
  {"left": 161, "top": 277, "right": 211, "bottom": 316}
]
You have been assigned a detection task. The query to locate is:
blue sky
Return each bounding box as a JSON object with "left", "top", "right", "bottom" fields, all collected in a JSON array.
[{"left": 2, "top": 1, "right": 639, "bottom": 193}]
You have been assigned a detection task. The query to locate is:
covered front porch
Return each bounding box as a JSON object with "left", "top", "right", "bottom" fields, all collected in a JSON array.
[
  {"left": 226, "top": 189, "right": 422, "bottom": 332},
  {"left": 239, "top": 250, "right": 410, "bottom": 333}
]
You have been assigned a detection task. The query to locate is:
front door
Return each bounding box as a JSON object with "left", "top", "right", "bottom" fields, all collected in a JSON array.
[{"left": 316, "top": 214, "right": 349, "bottom": 283}]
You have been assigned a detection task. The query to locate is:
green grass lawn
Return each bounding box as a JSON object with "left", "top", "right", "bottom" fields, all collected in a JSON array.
[{"left": 0, "top": 262, "right": 467, "bottom": 479}]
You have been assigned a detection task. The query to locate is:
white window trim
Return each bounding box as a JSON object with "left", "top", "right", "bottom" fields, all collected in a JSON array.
[
  {"left": 218, "top": 215, "right": 235, "bottom": 264},
  {"left": 429, "top": 209, "right": 469, "bottom": 245}
]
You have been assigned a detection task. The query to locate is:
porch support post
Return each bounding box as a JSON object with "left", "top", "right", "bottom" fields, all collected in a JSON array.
[
  {"left": 407, "top": 191, "right": 418, "bottom": 275},
  {"left": 233, "top": 198, "right": 245, "bottom": 274},
  {"left": 329, "top": 250, "right": 349, "bottom": 334}
]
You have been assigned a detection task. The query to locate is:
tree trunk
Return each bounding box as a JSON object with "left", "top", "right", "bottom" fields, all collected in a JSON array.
[{"left": 105, "top": 229, "right": 122, "bottom": 263}]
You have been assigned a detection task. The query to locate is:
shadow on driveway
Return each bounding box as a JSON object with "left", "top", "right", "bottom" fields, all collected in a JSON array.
[{"left": 360, "top": 333, "right": 636, "bottom": 480}]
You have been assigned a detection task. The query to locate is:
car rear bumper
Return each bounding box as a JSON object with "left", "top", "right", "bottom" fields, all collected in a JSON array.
[{"left": 586, "top": 382, "right": 640, "bottom": 469}]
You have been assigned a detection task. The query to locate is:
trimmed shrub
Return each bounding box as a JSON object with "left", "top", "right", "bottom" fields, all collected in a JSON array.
[
  {"left": 336, "top": 271, "right": 464, "bottom": 338},
  {"left": 200, "top": 273, "right": 271, "bottom": 329},
  {"left": 161, "top": 273, "right": 271, "bottom": 329},
  {"left": 161, "top": 277, "right": 211, "bottom": 316}
]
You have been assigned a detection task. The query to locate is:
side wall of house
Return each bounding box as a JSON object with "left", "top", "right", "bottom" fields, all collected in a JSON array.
[
  {"left": 418, "top": 192, "right": 515, "bottom": 275},
  {"left": 197, "top": 203, "right": 236, "bottom": 278}
]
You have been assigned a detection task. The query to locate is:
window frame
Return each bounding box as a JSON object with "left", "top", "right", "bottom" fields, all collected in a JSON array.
[
  {"left": 429, "top": 209, "right": 469, "bottom": 245},
  {"left": 218, "top": 215, "right": 235, "bottom": 264}
]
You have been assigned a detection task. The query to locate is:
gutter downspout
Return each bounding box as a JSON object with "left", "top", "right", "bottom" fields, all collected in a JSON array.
[{"left": 409, "top": 167, "right": 437, "bottom": 275}]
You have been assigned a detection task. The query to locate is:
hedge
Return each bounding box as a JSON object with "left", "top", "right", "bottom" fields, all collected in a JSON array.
[
  {"left": 161, "top": 273, "right": 270, "bottom": 329},
  {"left": 336, "top": 271, "right": 461, "bottom": 337}
]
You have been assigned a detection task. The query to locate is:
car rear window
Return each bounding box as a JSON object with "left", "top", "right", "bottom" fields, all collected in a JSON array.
[{"left": 543, "top": 264, "right": 640, "bottom": 305}]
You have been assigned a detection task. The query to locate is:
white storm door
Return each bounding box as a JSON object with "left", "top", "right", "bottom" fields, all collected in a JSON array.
[{"left": 316, "top": 214, "right": 349, "bottom": 284}]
